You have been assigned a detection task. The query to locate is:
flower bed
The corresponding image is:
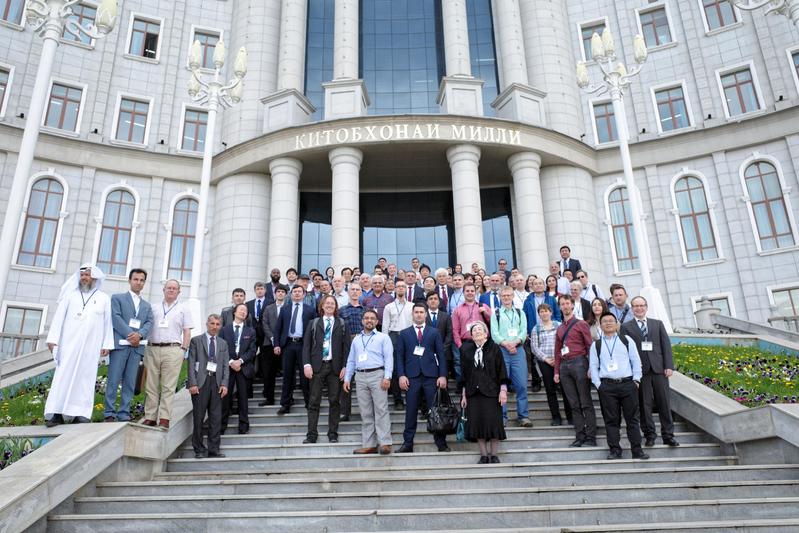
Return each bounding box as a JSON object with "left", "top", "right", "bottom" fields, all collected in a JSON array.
[
  {"left": 0, "top": 437, "right": 52, "bottom": 470},
  {"left": 0, "top": 362, "right": 188, "bottom": 427},
  {"left": 673, "top": 344, "right": 798, "bottom": 407}
]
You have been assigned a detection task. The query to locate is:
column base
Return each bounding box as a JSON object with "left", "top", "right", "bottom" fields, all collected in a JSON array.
[
  {"left": 437, "top": 76, "right": 485, "bottom": 117},
  {"left": 323, "top": 79, "right": 370, "bottom": 120},
  {"left": 491, "top": 83, "right": 547, "bottom": 127},
  {"left": 260, "top": 88, "right": 316, "bottom": 133}
]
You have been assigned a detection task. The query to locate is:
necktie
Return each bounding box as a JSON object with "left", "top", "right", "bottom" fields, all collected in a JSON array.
[
  {"left": 290, "top": 303, "right": 300, "bottom": 337},
  {"left": 408, "top": 286, "right": 413, "bottom": 301},
  {"left": 439, "top": 286, "right": 448, "bottom": 308},
  {"left": 493, "top": 292, "right": 499, "bottom": 309},
  {"left": 234, "top": 325, "right": 241, "bottom": 354},
  {"left": 639, "top": 320, "right": 648, "bottom": 340},
  {"left": 256, "top": 299, "right": 262, "bottom": 320},
  {"left": 323, "top": 318, "right": 332, "bottom": 359},
  {"left": 431, "top": 312, "right": 437, "bottom": 327},
  {"left": 209, "top": 336, "right": 216, "bottom": 363},
  {"left": 417, "top": 326, "right": 423, "bottom": 344}
]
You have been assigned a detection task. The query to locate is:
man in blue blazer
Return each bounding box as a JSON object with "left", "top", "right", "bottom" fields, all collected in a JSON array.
[
  {"left": 104, "top": 268, "right": 154, "bottom": 422},
  {"left": 273, "top": 285, "right": 317, "bottom": 414},
  {"left": 397, "top": 303, "right": 449, "bottom": 453},
  {"left": 523, "top": 277, "right": 562, "bottom": 334},
  {"left": 219, "top": 303, "right": 257, "bottom": 434}
]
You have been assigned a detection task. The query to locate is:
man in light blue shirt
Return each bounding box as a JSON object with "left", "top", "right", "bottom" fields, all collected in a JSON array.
[
  {"left": 343, "top": 309, "right": 394, "bottom": 455},
  {"left": 589, "top": 311, "right": 648, "bottom": 461}
]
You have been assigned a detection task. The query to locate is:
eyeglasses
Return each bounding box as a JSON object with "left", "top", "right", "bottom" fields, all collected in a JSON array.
[{"left": 577, "top": 275, "right": 586, "bottom": 279}]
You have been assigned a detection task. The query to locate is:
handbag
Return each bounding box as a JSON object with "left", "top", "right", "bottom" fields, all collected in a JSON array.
[
  {"left": 427, "top": 388, "right": 460, "bottom": 435},
  {"left": 456, "top": 411, "right": 467, "bottom": 442},
  {"left": 134, "top": 361, "right": 146, "bottom": 395}
]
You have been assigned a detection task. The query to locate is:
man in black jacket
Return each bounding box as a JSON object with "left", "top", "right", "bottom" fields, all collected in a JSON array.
[{"left": 218, "top": 303, "right": 257, "bottom": 434}]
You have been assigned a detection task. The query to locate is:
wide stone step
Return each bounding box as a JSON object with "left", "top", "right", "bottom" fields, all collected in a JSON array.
[
  {"left": 97, "top": 464, "right": 799, "bottom": 497},
  {"left": 46, "top": 497, "right": 799, "bottom": 532},
  {"left": 73, "top": 479, "right": 799, "bottom": 514},
  {"left": 165, "top": 443, "right": 724, "bottom": 471}
]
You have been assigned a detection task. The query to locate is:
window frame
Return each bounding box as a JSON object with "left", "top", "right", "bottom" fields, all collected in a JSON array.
[
  {"left": 767, "top": 282, "right": 799, "bottom": 316},
  {"left": 635, "top": 2, "right": 676, "bottom": 51},
  {"left": 650, "top": 80, "right": 695, "bottom": 134},
  {"left": 603, "top": 182, "right": 640, "bottom": 275},
  {"left": 91, "top": 183, "right": 141, "bottom": 280},
  {"left": 60, "top": 0, "right": 98, "bottom": 49},
  {"left": 12, "top": 171, "right": 70, "bottom": 273},
  {"left": 738, "top": 153, "right": 799, "bottom": 255},
  {"left": 669, "top": 170, "right": 724, "bottom": 266},
  {"left": 576, "top": 17, "right": 610, "bottom": 63},
  {"left": 41, "top": 78, "right": 88, "bottom": 135},
  {"left": 177, "top": 102, "right": 209, "bottom": 154},
  {"left": 0, "top": 62, "right": 14, "bottom": 119},
  {"left": 785, "top": 45, "right": 799, "bottom": 97},
  {"left": 697, "top": 0, "right": 742, "bottom": 35},
  {"left": 0, "top": 301, "right": 48, "bottom": 358},
  {"left": 0, "top": 0, "right": 25, "bottom": 29},
  {"left": 186, "top": 24, "right": 223, "bottom": 72},
  {"left": 715, "top": 61, "right": 765, "bottom": 119},
  {"left": 590, "top": 97, "right": 618, "bottom": 146},
  {"left": 162, "top": 192, "right": 200, "bottom": 284},
  {"left": 124, "top": 12, "right": 165, "bottom": 63},
  {"left": 110, "top": 92, "right": 154, "bottom": 147}
]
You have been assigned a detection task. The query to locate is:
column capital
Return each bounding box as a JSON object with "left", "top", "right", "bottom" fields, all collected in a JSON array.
[
  {"left": 446, "top": 144, "right": 481, "bottom": 165},
  {"left": 508, "top": 151, "right": 542, "bottom": 173},
  {"left": 269, "top": 156, "right": 303, "bottom": 177},
  {"left": 329, "top": 146, "right": 364, "bottom": 166}
]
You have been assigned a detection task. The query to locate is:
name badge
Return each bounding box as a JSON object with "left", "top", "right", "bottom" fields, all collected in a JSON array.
[
  {"left": 607, "top": 360, "right": 619, "bottom": 372},
  {"left": 561, "top": 346, "right": 570, "bottom": 355},
  {"left": 158, "top": 319, "right": 169, "bottom": 328},
  {"left": 358, "top": 351, "right": 368, "bottom": 363},
  {"left": 194, "top": 362, "right": 199, "bottom": 372},
  {"left": 508, "top": 328, "right": 519, "bottom": 337},
  {"left": 413, "top": 345, "right": 425, "bottom": 356},
  {"left": 76, "top": 311, "right": 85, "bottom": 321},
  {"left": 206, "top": 361, "right": 217, "bottom": 373},
  {"left": 641, "top": 341, "right": 653, "bottom": 351},
  {"left": 129, "top": 318, "right": 141, "bottom": 329}
]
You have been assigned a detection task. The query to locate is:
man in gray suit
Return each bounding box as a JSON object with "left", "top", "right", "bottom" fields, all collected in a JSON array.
[
  {"left": 104, "top": 268, "right": 154, "bottom": 422},
  {"left": 188, "top": 314, "right": 230, "bottom": 458},
  {"left": 258, "top": 284, "right": 287, "bottom": 406}
]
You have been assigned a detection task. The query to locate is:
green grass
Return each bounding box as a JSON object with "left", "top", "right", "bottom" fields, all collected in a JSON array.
[
  {"left": 0, "top": 362, "right": 188, "bottom": 427},
  {"left": 672, "top": 344, "right": 798, "bottom": 407}
]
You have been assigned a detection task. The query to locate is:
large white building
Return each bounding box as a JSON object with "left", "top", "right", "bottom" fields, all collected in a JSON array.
[{"left": 1, "top": 0, "right": 799, "bottom": 345}]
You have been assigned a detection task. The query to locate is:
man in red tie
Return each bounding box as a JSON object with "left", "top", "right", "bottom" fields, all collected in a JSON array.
[{"left": 434, "top": 267, "right": 451, "bottom": 310}]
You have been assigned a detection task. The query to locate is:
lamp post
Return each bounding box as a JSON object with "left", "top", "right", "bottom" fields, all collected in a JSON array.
[
  {"left": 186, "top": 39, "right": 247, "bottom": 304},
  {"left": 576, "top": 29, "right": 673, "bottom": 331},
  {"left": 0, "top": 0, "right": 117, "bottom": 306},
  {"left": 733, "top": 0, "right": 799, "bottom": 26}
]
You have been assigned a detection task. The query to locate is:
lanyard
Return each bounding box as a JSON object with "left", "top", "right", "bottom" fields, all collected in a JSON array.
[
  {"left": 80, "top": 289, "right": 98, "bottom": 312},
  {"left": 502, "top": 308, "right": 519, "bottom": 327},
  {"left": 602, "top": 336, "right": 618, "bottom": 360},
  {"left": 465, "top": 302, "right": 477, "bottom": 320},
  {"left": 360, "top": 331, "right": 376, "bottom": 352},
  {"left": 394, "top": 300, "right": 406, "bottom": 315},
  {"left": 162, "top": 301, "right": 177, "bottom": 317}
]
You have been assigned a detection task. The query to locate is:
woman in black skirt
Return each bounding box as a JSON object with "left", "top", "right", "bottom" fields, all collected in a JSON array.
[{"left": 460, "top": 321, "right": 509, "bottom": 464}]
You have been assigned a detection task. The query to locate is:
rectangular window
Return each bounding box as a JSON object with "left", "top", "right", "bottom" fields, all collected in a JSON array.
[
  {"left": 62, "top": 3, "right": 97, "bottom": 45},
  {"left": 129, "top": 17, "right": 160, "bottom": 59},
  {"left": 772, "top": 286, "right": 799, "bottom": 316},
  {"left": 720, "top": 67, "right": 761, "bottom": 117},
  {"left": 44, "top": 83, "right": 83, "bottom": 132},
  {"left": 181, "top": 108, "right": 208, "bottom": 152},
  {"left": 702, "top": 0, "right": 737, "bottom": 31},
  {"left": 654, "top": 85, "right": 690, "bottom": 131},
  {"left": 115, "top": 97, "right": 150, "bottom": 144},
  {"left": 581, "top": 21, "right": 606, "bottom": 61},
  {"left": 1, "top": 0, "right": 24, "bottom": 25},
  {"left": 791, "top": 50, "right": 799, "bottom": 91},
  {"left": 639, "top": 7, "right": 672, "bottom": 47},
  {"left": 593, "top": 101, "right": 617, "bottom": 143},
  {"left": 1, "top": 306, "right": 43, "bottom": 359},
  {"left": 192, "top": 30, "right": 220, "bottom": 70},
  {"left": 0, "top": 67, "right": 9, "bottom": 116}
]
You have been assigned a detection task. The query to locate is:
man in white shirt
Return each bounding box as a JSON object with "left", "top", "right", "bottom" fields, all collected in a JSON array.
[{"left": 576, "top": 270, "right": 605, "bottom": 302}]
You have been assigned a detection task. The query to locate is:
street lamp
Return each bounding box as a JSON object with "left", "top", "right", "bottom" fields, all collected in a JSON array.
[
  {"left": 733, "top": 0, "right": 799, "bottom": 26},
  {"left": 186, "top": 39, "right": 247, "bottom": 303},
  {"left": 575, "top": 29, "right": 673, "bottom": 331},
  {"left": 0, "top": 0, "right": 118, "bottom": 307}
]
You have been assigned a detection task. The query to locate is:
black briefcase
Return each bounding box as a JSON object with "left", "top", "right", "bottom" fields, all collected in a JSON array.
[{"left": 427, "top": 388, "right": 459, "bottom": 435}]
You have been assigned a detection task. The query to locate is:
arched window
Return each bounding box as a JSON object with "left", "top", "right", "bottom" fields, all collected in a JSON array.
[
  {"left": 743, "top": 161, "right": 795, "bottom": 251},
  {"left": 608, "top": 186, "right": 639, "bottom": 272},
  {"left": 167, "top": 197, "right": 198, "bottom": 281},
  {"left": 17, "top": 178, "right": 64, "bottom": 268},
  {"left": 673, "top": 176, "right": 719, "bottom": 262},
  {"left": 96, "top": 189, "right": 136, "bottom": 276}
]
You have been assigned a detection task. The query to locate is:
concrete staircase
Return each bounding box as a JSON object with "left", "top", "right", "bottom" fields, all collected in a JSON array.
[{"left": 47, "top": 382, "right": 799, "bottom": 532}]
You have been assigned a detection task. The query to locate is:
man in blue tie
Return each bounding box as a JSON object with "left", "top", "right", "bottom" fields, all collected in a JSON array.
[
  {"left": 274, "top": 285, "right": 317, "bottom": 414},
  {"left": 479, "top": 273, "right": 503, "bottom": 312}
]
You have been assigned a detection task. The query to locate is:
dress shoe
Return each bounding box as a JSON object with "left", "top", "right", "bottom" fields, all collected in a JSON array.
[
  {"left": 566, "top": 418, "right": 574, "bottom": 426},
  {"left": 353, "top": 447, "right": 378, "bottom": 454},
  {"left": 606, "top": 450, "right": 623, "bottom": 460},
  {"left": 644, "top": 437, "right": 656, "bottom": 447},
  {"left": 45, "top": 417, "right": 62, "bottom": 428},
  {"left": 328, "top": 435, "right": 338, "bottom": 443},
  {"left": 208, "top": 451, "right": 226, "bottom": 458},
  {"left": 437, "top": 445, "right": 451, "bottom": 452},
  {"left": 393, "top": 399, "right": 405, "bottom": 410},
  {"left": 398, "top": 443, "right": 414, "bottom": 453},
  {"left": 550, "top": 418, "right": 562, "bottom": 426},
  {"left": 257, "top": 400, "right": 273, "bottom": 407},
  {"left": 530, "top": 383, "right": 542, "bottom": 393},
  {"left": 569, "top": 439, "right": 584, "bottom": 448},
  {"left": 104, "top": 416, "right": 116, "bottom": 422},
  {"left": 141, "top": 419, "right": 157, "bottom": 427},
  {"left": 632, "top": 450, "right": 651, "bottom": 460},
  {"left": 303, "top": 437, "right": 317, "bottom": 444},
  {"left": 478, "top": 456, "right": 489, "bottom": 464},
  {"left": 378, "top": 445, "right": 392, "bottom": 455},
  {"left": 238, "top": 428, "right": 249, "bottom": 435},
  {"left": 663, "top": 438, "right": 680, "bottom": 447},
  {"left": 276, "top": 407, "right": 290, "bottom": 415},
  {"left": 158, "top": 419, "right": 170, "bottom": 430},
  {"left": 489, "top": 455, "right": 500, "bottom": 464},
  {"left": 194, "top": 452, "right": 208, "bottom": 459},
  {"left": 518, "top": 417, "right": 533, "bottom": 428},
  {"left": 582, "top": 438, "right": 598, "bottom": 447},
  {"left": 340, "top": 415, "right": 350, "bottom": 422}
]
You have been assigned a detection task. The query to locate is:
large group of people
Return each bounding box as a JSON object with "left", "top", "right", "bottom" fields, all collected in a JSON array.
[{"left": 42, "top": 245, "right": 679, "bottom": 462}]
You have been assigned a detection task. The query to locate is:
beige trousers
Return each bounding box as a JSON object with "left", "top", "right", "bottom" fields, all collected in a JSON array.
[{"left": 143, "top": 345, "right": 184, "bottom": 422}]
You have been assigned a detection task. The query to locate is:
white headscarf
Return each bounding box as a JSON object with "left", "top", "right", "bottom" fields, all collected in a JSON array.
[{"left": 57, "top": 263, "right": 106, "bottom": 303}]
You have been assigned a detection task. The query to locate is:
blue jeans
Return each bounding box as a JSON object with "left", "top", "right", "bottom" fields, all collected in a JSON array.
[
  {"left": 452, "top": 344, "right": 462, "bottom": 382},
  {"left": 501, "top": 345, "right": 529, "bottom": 422},
  {"left": 104, "top": 348, "right": 141, "bottom": 421}
]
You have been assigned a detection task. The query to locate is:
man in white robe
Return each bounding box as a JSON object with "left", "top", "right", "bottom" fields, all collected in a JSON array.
[{"left": 45, "top": 264, "right": 114, "bottom": 426}]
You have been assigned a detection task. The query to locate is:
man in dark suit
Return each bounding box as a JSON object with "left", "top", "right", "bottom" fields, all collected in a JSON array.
[
  {"left": 219, "top": 304, "right": 257, "bottom": 434},
  {"left": 425, "top": 291, "right": 452, "bottom": 378},
  {"left": 221, "top": 288, "right": 250, "bottom": 328},
  {"left": 621, "top": 296, "right": 679, "bottom": 448},
  {"left": 569, "top": 282, "right": 592, "bottom": 321},
  {"left": 246, "top": 282, "right": 268, "bottom": 346},
  {"left": 273, "top": 285, "right": 317, "bottom": 414},
  {"left": 397, "top": 303, "right": 449, "bottom": 453},
  {"left": 188, "top": 314, "right": 229, "bottom": 458},
  {"left": 558, "top": 245, "right": 582, "bottom": 278},
  {"left": 403, "top": 270, "right": 426, "bottom": 304},
  {"left": 258, "top": 284, "right": 287, "bottom": 406},
  {"left": 264, "top": 268, "right": 282, "bottom": 305},
  {"left": 433, "top": 267, "right": 453, "bottom": 311},
  {"left": 302, "top": 295, "right": 352, "bottom": 443}
]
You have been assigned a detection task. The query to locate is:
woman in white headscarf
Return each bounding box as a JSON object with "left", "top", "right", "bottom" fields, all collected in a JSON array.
[
  {"left": 459, "top": 321, "right": 509, "bottom": 464},
  {"left": 44, "top": 264, "right": 114, "bottom": 426}
]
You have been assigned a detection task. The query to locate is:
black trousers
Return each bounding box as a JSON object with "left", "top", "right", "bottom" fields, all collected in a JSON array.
[
  {"left": 388, "top": 331, "right": 403, "bottom": 403},
  {"left": 524, "top": 341, "right": 542, "bottom": 386},
  {"left": 307, "top": 361, "right": 341, "bottom": 439},
  {"left": 403, "top": 376, "right": 447, "bottom": 448},
  {"left": 559, "top": 356, "right": 596, "bottom": 440},
  {"left": 598, "top": 379, "right": 643, "bottom": 453},
  {"left": 221, "top": 369, "right": 250, "bottom": 432},
  {"left": 640, "top": 372, "right": 675, "bottom": 440},
  {"left": 259, "top": 344, "right": 280, "bottom": 403},
  {"left": 280, "top": 341, "right": 309, "bottom": 409},
  {"left": 191, "top": 375, "right": 222, "bottom": 454},
  {"left": 537, "top": 358, "right": 572, "bottom": 421}
]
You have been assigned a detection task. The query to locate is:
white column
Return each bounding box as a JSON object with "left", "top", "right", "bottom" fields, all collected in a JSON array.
[
  {"left": 493, "top": 0, "right": 528, "bottom": 87},
  {"left": 189, "top": 100, "right": 218, "bottom": 300},
  {"left": 329, "top": 147, "right": 362, "bottom": 273},
  {"left": 441, "top": 0, "right": 472, "bottom": 76},
  {"left": 508, "top": 152, "right": 548, "bottom": 275},
  {"left": 447, "top": 145, "right": 486, "bottom": 268},
  {"left": 277, "top": 0, "right": 308, "bottom": 91},
  {"left": 333, "top": 0, "right": 358, "bottom": 80},
  {"left": 268, "top": 158, "right": 302, "bottom": 274}
]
